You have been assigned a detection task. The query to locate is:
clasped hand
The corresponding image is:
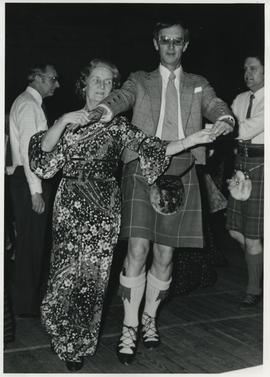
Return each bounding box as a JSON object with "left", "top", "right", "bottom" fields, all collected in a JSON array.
[
  {"left": 211, "top": 120, "right": 233, "bottom": 137},
  {"left": 66, "top": 108, "right": 104, "bottom": 132},
  {"left": 190, "top": 128, "right": 216, "bottom": 146},
  {"left": 63, "top": 109, "right": 91, "bottom": 132}
]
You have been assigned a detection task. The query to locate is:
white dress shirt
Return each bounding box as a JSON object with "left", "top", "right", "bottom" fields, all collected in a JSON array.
[
  {"left": 232, "top": 87, "right": 264, "bottom": 144},
  {"left": 9, "top": 86, "right": 48, "bottom": 194},
  {"left": 155, "top": 64, "right": 185, "bottom": 140}
]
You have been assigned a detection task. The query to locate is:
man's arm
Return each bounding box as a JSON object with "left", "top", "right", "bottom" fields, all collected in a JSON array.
[
  {"left": 200, "top": 78, "right": 235, "bottom": 136},
  {"left": 18, "top": 102, "right": 45, "bottom": 214},
  {"left": 232, "top": 98, "right": 264, "bottom": 140}
]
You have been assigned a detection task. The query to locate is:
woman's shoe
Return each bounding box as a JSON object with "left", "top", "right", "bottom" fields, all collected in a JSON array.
[
  {"left": 117, "top": 325, "right": 138, "bottom": 365},
  {"left": 65, "top": 358, "right": 84, "bottom": 372}
]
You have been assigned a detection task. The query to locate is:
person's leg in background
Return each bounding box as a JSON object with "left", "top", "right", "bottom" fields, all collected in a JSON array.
[
  {"left": 229, "top": 230, "right": 263, "bottom": 308},
  {"left": 10, "top": 167, "right": 52, "bottom": 316}
]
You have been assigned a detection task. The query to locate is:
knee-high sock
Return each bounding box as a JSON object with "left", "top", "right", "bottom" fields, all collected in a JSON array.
[
  {"left": 245, "top": 252, "right": 263, "bottom": 295},
  {"left": 142, "top": 271, "right": 172, "bottom": 321},
  {"left": 119, "top": 272, "right": 146, "bottom": 327}
]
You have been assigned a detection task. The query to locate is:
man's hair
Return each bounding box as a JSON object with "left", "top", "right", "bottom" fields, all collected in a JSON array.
[
  {"left": 245, "top": 50, "right": 264, "bottom": 67},
  {"left": 27, "top": 62, "right": 54, "bottom": 83},
  {"left": 75, "top": 58, "right": 121, "bottom": 100},
  {"left": 153, "top": 20, "right": 190, "bottom": 42}
]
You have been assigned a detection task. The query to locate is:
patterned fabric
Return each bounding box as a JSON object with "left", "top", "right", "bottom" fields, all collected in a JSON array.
[
  {"left": 120, "top": 153, "right": 203, "bottom": 248},
  {"left": 29, "top": 115, "right": 170, "bottom": 361},
  {"left": 149, "top": 175, "right": 185, "bottom": 215},
  {"left": 171, "top": 248, "right": 217, "bottom": 296},
  {"left": 226, "top": 154, "right": 264, "bottom": 239}
]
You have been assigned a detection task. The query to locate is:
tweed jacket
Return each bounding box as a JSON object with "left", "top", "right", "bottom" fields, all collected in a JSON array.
[{"left": 102, "top": 69, "right": 233, "bottom": 164}]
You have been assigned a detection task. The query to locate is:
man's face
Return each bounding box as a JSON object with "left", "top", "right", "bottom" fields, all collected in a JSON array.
[
  {"left": 244, "top": 57, "right": 264, "bottom": 92},
  {"left": 38, "top": 65, "right": 60, "bottom": 98},
  {"left": 153, "top": 24, "right": 189, "bottom": 71}
]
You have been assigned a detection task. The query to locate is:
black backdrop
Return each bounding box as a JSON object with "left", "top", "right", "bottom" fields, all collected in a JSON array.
[{"left": 5, "top": 2, "right": 264, "bottom": 121}]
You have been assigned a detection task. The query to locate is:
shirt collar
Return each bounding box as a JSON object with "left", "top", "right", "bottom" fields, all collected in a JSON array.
[
  {"left": 250, "top": 87, "right": 264, "bottom": 101},
  {"left": 26, "top": 86, "right": 43, "bottom": 105},
  {"left": 159, "top": 64, "right": 182, "bottom": 83}
]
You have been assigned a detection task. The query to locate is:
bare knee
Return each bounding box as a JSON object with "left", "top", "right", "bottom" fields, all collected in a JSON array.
[
  {"left": 229, "top": 230, "right": 245, "bottom": 248},
  {"left": 245, "top": 238, "right": 263, "bottom": 256},
  {"left": 123, "top": 237, "right": 150, "bottom": 276},
  {"left": 152, "top": 244, "right": 174, "bottom": 279}
]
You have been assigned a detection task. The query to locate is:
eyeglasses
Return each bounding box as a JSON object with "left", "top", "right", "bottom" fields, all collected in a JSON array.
[
  {"left": 158, "top": 36, "right": 185, "bottom": 46},
  {"left": 39, "top": 74, "right": 59, "bottom": 83},
  {"left": 90, "top": 77, "right": 113, "bottom": 87}
]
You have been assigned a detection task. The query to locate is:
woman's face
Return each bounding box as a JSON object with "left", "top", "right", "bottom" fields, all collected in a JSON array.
[{"left": 85, "top": 65, "right": 114, "bottom": 107}]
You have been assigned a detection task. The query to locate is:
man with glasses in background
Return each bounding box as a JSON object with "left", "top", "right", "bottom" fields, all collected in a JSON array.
[
  {"left": 8, "top": 62, "right": 60, "bottom": 317},
  {"left": 87, "top": 19, "right": 235, "bottom": 364}
]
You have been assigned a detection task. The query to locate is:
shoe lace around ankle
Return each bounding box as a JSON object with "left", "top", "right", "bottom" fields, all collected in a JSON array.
[
  {"left": 118, "top": 325, "right": 137, "bottom": 354},
  {"left": 142, "top": 313, "right": 158, "bottom": 340}
]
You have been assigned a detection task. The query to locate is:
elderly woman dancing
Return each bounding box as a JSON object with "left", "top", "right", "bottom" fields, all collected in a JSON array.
[{"left": 29, "top": 58, "right": 216, "bottom": 371}]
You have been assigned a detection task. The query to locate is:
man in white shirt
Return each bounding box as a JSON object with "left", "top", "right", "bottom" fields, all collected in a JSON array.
[
  {"left": 226, "top": 52, "right": 264, "bottom": 309},
  {"left": 9, "top": 62, "right": 60, "bottom": 316},
  {"left": 86, "top": 19, "right": 235, "bottom": 364}
]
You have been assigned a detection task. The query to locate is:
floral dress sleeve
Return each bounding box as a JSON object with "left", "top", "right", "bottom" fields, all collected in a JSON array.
[
  {"left": 29, "top": 130, "right": 66, "bottom": 179},
  {"left": 109, "top": 116, "right": 171, "bottom": 184}
]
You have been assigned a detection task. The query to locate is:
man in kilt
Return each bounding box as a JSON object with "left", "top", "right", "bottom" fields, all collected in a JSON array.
[
  {"left": 87, "top": 19, "right": 235, "bottom": 364},
  {"left": 226, "top": 52, "right": 264, "bottom": 309}
]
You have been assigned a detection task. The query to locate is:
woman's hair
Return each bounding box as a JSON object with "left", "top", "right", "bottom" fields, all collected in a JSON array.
[{"left": 75, "top": 58, "right": 121, "bottom": 100}]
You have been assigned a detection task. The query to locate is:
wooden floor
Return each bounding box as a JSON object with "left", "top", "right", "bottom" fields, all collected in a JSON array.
[{"left": 4, "top": 230, "right": 263, "bottom": 373}]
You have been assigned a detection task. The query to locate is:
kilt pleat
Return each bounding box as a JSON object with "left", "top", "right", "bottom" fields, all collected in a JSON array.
[
  {"left": 120, "top": 154, "right": 203, "bottom": 248},
  {"left": 226, "top": 155, "right": 264, "bottom": 239}
]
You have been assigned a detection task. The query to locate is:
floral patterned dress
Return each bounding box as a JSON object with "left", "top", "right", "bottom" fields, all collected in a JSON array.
[{"left": 29, "top": 115, "right": 170, "bottom": 362}]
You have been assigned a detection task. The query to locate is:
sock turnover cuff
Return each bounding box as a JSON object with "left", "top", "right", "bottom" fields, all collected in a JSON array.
[
  {"left": 147, "top": 270, "right": 172, "bottom": 291},
  {"left": 120, "top": 271, "right": 146, "bottom": 288}
]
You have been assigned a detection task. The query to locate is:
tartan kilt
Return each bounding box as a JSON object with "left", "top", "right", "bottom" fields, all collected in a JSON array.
[
  {"left": 226, "top": 155, "right": 264, "bottom": 239},
  {"left": 120, "top": 153, "right": 203, "bottom": 248}
]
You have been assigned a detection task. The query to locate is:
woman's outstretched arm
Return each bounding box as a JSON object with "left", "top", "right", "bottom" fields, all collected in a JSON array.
[
  {"left": 166, "top": 129, "right": 216, "bottom": 156},
  {"left": 41, "top": 109, "right": 90, "bottom": 152}
]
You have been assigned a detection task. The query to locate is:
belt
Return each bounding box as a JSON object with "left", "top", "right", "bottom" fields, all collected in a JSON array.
[
  {"left": 237, "top": 143, "right": 264, "bottom": 158},
  {"left": 62, "top": 174, "right": 115, "bottom": 182}
]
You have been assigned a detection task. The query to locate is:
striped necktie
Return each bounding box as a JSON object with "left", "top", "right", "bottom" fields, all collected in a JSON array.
[
  {"left": 246, "top": 94, "right": 255, "bottom": 119},
  {"left": 161, "top": 72, "right": 178, "bottom": 140}
]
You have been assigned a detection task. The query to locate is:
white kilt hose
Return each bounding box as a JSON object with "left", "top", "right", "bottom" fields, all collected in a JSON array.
[{"left": 120, "top": 152, "right": 203, "bottom": 248}]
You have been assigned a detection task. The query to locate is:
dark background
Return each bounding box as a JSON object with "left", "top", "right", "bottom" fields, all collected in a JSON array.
[{"left": 5, "top": 2, "right": 264, "bottom": 121}]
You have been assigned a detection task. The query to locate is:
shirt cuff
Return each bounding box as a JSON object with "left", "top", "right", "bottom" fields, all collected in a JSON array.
[
  {"left": 98, "top": 104, "right": 113, "bottom": 122},
  {"left": 217, "top": 115, "right": 235, "bottom": 127}
]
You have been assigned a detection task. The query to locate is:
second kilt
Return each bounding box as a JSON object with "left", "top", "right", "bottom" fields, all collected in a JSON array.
[{"left": 226, "top": 154, "right": 264, "bottom": 239}]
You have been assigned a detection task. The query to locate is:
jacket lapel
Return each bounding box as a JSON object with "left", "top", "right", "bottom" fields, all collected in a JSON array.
[
  {"left": 146, "top": 69, "right": 162, "bottom": 131},
  {"left": 180, "top": 72, "right": 194, "bottom": 131}
]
